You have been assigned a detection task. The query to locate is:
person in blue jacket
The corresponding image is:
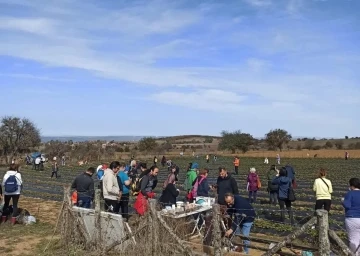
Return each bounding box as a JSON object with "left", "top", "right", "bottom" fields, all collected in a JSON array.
[
  {"left": 272, "top": 168, "right": 295, "bottom": 225},
  {"left": 342, "top": 177, "right": 360, "bottom": 254}
]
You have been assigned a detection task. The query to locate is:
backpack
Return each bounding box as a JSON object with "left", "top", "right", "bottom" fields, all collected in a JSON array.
[
  {"left": 190, "top": 176, "right": 205, "bottom": 199},
  {"left": 131, "top": 177, "right": 143, "bottom": 196},
  {"left": 5, "top": 174, "right": 18, "bottom": 193}
]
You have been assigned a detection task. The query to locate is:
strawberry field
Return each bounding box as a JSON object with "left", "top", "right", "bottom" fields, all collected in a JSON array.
[{"left": 1, "top": 156, "right": 357, "bottom": 240}]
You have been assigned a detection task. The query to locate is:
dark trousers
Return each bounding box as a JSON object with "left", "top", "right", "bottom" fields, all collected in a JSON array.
[
  {"left": 315, "top": 199, "right": 331, "bottom": 212},
  {"left": 51, "top": 171, "right": 58, "bottom": 178},
  {"left": 118, "top": 194, "right": 129, "bottom": 221},
  {"left": 77, "top": 196, "right": 92, "bottom": 209},
  {"left": 234, "top": 166, "right": 239, "bottom": 174},
  {"left": 278, "top": 199, "right": 294, "bottom": 224},
  {"left": 4, "top": 194, "right": 20, "bottom": 217},
  {"left": 269, "top": 191, "right": 278, "bottom": 205},
  {"left": 104, "top": 199, "right": 118, "bottom": 213},
  {"left": 248, "top": 191, "right": 257, "bottom": 203}
]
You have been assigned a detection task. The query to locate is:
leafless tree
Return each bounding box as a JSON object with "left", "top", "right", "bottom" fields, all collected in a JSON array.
[{"left": 0, "top": 116, "right": 41, "bottom": 163}]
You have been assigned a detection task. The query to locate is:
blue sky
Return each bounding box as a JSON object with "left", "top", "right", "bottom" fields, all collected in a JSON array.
[{"left": 0, "top": 0, "right": 359, "bottom": 138}]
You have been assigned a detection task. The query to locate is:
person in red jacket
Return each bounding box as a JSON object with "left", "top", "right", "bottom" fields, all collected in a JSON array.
[{"left": 134, "top": 166, "right": 159, "bottom": 215}]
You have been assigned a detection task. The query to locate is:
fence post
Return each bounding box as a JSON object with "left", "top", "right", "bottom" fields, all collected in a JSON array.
[
  {"left": 149, "top": 199, "right": 160, "bottom": 256},
  {"left": 212, "top": 204, "right": 222, "bottom": 256},
  {"left": 94, "top": 189, "right": 103, "bottom": 252},
  {"left": 316, "top": 209, "right": 331, "bottom": 256}
]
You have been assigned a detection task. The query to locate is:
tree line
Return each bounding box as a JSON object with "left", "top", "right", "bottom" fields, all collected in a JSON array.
[{"left": 0, "top": 116, "right": 358, "bottom": 164}]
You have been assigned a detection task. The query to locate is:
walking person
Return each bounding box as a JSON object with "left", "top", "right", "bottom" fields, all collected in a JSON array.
[
  {"left": 313, "top": 168, "right": 333, "bottom": 212},
  {"left": 71, "top": 167, "right": 95, "bottom": 208},
  {"left": 233, "top": 157, "right": 240, "bottom": 175},
  {"left": 102, "top": 161, "right": 122, "bottom": 212},
  {"left": 342, "top": 178, "right": 360, "bottom": 255},
  {"left": 2, "top": 164, "right": 23, "bottom": 224},
  {"left": 272, "top": 167, "right": 295, "bottom": 225},
  {"left": 153, "top": 156, "right": 158, "bottom": 166},
  {"left": 267, "top": 165, "right": 279, "bottom": 205},
  {"left": 247, "top": 168, "right": 259, "bottom": 204},
  {"left": 116, "top": 163, "right": 131, "bottom": 221}
]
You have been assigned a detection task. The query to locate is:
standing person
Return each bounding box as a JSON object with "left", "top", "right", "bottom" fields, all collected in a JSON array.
[
  {"left": 233, "top": 157, "right": 240, "bottom": 175},
  {"left": 116, "top": 163, "right": 131, "bottom": 221},
  {"left": 216, "top": 167, "right": 239, "bottom": 206},
  {"left": 184, "top": 163, "right": 198, "bottom": 198},
  {"left": 276, "top": 154, "right": 281, "bottom": 165},
  {"left": 71, "top": 167, "right": 95, "bottom": 208},
  {"left": 166, "top": 159, "right": 172, "bottom": 172},
  {"left": 345, "top": 151, "right": 349, "bottom": 160},
  {"left": 159, "top": 175, "right": 179, "bottom": 208},
  {"left": 193, "top": 168, "right": 210, "bottom": 197},
  {"left": 153, "top": 156, "right": 158, "bottom": 166},
  {"left": 161, "top": 156, "right": 166, "bottom": 167},
  {"left": 224, "top": 193, "right": 256, "bottom": 255},
  {"left": 35, "top": 156, "right": 41, "bottom": 170},
  {"left": 61, "top": 155, "right": 66, "bottom": 166},
  {"left": 134, "top": 166, "right": 159, "bottom": 215},
  {"left": 284, "top": 164, "right": 296, "bottom": 187},
  {"left": 102, "top": 161, "right": 122, "bottom": 212},
  {"left": 272, "top": 168, "right": 294, "bottom": 225},
  {"left": 206, "top": 154, "right": 209, "bottom": 163},
  {"left": 247, "top": 168, "right": 259, "bottom": 204},
  {"left": 313, "top": 168, "right": 333, "bottom": 212},
  {"left": 342, "top": 178, "right": 360, "bottom": 255},
  {"left": 267, "top": 165, "right": 279, "bottom": 205},
  {"left": 213, "top": 155, "right": 217, "bottom": 162},
  {"left": 264, "top": 157, "right": 269, "bottom": 164},
  {"left": 2, "top": 164, "right": 23, "bottom": 223},
  {"left": 51, "top": 158, "right": 59, "bottom": 178},
  {"left": 163, "top": 165, "right": 176, "bottom": 189}
]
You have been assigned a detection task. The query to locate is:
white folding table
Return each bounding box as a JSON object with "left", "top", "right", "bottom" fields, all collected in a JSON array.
[{"left": 161, "top": 205, "right": 212, "bottom": 237}]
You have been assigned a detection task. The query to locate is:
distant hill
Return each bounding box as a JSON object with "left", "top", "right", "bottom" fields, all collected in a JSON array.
[{"left": 41, "top": 136, "right": 145, "bottom": 143}]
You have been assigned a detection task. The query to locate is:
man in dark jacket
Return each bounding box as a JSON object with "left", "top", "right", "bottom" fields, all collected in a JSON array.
[
  {"left": 224, "top": 193, "right": 256, "bottom": 255},
  {"left": 216, "top": 167, "right": 239, "bottom": 205},
  {"left": 71, "top": 167, "right": 95, "bottom": 208},
  {"left": 285, "top": 164, "right": 295, "bottom": 182}
]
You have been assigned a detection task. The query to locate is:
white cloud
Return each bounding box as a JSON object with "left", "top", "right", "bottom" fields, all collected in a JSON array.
[
  {"left": 243, "top": 0, "right": 272, "bottom": 7},
  {"left": 0, "top": 0, "right": 359, "bottom": 136}
]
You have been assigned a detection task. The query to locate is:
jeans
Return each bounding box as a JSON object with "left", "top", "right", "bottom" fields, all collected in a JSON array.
[
  {"left": 248, "top": 191, "right": 257, "bottom": 203},
  {"left": 278, "top": 199, "right": 294, "bottom": 224},
  {"left": 269, "top": 191, "right": 278, "bottom": 205},
  {"left": 235, "top": 222, "right": 253, "bottom": 254},
  {"left": 3, "top": 194, "right": 20, "bottom": 217},
  {"left": 77, "top": 196, "right": 92, "bottom": 209}
]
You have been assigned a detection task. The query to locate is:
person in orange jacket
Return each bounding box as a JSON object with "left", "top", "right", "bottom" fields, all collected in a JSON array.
[{"left": 233, "top": 157, "right": 240, "bottom": 175}]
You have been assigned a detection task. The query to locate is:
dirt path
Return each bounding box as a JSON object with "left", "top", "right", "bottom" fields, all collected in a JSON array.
[{"left": 0, "top": 197, "right": 61, "bottom": 256}]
